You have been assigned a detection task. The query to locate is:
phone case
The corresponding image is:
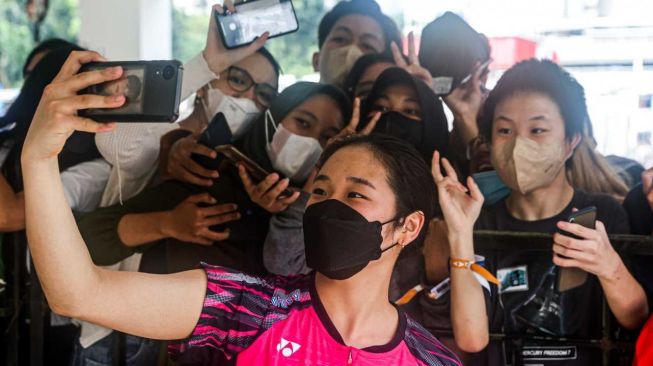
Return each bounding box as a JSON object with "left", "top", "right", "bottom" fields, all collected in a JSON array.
[
  {"left": 556, "top": 206, "right": 596, "bottom": 292},
  {"left": 78, "top": 60, "right": 183, "bottom": 122},
  {"left": 215, "top": 145, "right": 293, "bottom": 197},
  {"left": 215, "top": 0, "right": 299, "bottom": 50}
]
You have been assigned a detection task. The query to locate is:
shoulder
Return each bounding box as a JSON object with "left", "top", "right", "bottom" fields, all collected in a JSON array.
[
  {"left": 201, "top": 263, "right": 312, "bottom": 309},
  {"left": 169, "top": 265, "right": 312, "bottom": 363},
  {"left": 403, "top": 314, "right": 462, "bottom": 366}
]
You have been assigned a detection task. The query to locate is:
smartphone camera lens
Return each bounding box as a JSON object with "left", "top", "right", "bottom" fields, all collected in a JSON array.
[{"left": 162, "top": 65, "right": 175, "bottom": 80}]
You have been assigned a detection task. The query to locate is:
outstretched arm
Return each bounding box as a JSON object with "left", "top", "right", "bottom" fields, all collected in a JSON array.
[{"left": 22, "top": 50, "right": 205, "bottom": 340}]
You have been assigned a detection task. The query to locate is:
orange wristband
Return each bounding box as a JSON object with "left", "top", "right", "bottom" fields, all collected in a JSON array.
[{"left": 450, "top": 257, "right": 500, "bottom": 285}]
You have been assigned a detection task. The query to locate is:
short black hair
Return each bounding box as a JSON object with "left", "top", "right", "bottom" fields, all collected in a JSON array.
[
  {"left": 23, "top": 38, "right": 79, "bottom": 77},
  {"left": 256, "top": 46, "right": 282, "bottom": 82},
  {"left": 317, "top": 0, "right": 401, "bottom": 51},
  {"left": 318, "top": 134, "right": 437, "bottom": 246},
  {"left": 479, "top": 59, "right": 589, "bottom": 142}
]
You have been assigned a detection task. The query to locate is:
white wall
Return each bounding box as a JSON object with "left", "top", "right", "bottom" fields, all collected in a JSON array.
[{"left": 79, "top": 0, "right": 172, "bottom": 61}]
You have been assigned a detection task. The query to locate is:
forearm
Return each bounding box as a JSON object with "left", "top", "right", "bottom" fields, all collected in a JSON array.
[
  {"left": 118, "top": 211, "right": 171, "bottom": 247},
  {"left": 22, "top": 158, "right": 102, "bottom": 316},
  {"left": 601, "top": 260, "right": 649, "bottom": 329},
  {"left": 449, "top": 232, "right": 489, "bottom": 352}
]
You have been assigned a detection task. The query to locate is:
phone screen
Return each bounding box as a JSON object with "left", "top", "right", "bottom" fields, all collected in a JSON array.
[
  {"left": 216, "top": 0, "right": 298, "bottom": 48},
  {"left": 85, "top": 65, "right": 146, "bottom": 115}
]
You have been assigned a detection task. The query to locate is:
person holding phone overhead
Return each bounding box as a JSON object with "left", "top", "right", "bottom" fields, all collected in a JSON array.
[
  {"left": 420, "top": 59, "right": 648, "bottom": 365},
  {"left": 20, "top": 49, "right": 462, "bottom": 364}
]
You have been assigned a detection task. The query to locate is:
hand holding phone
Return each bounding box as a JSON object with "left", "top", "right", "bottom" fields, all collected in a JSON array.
[
  {"left": 215, "top": 0, "right": 298, "bottom": 49},
  {"left": 237, "top": 164, "right": 300, "bottom": 214},
  {"left": 203, "top": 3, "right": 270, "bottom": 75},
  {"left": 554, "top": 207, "right": 595, "bottom": 292},
  {"left": 553, "top": 206, "right": 624, "bottom": 291},
  {"left": 79, "top": 60, "right": 183, "bottom": 122}
]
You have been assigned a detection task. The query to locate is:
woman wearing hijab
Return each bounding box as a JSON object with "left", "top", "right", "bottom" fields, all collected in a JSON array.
[
  {"left": 20, "top": 52, "right": 466, "bottom": 362},
  {"left": 362, "top": 67, "right": 450, "bottom": 164},
  {"left": 75, "top": 81, "right": 350, "bottom": 276}
]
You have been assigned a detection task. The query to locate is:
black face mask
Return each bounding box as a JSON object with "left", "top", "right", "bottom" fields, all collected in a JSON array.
[
  {"left": 303, "top": 199, "right": 400, "bottom": 280},
  {"left": 372, "top": 111, "right": 423, "bottom": 151}
]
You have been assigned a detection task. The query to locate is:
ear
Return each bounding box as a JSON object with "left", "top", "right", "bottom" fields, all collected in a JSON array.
[
  {"left": 312, "top": 52, "right": 320, "bottom": 72},
  {"left": 566, "top": 133, "right": 582, "bottom": 158},
  {"left": 398, "top": 211, "right": 425, "bottom": 248}
]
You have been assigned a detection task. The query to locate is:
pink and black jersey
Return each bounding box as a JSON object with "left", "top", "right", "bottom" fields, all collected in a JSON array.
[{"left": 169, "top": 263, "right": 461, "bottom": 365}]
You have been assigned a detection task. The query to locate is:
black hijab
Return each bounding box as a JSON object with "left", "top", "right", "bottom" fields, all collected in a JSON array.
[
  {"left": 234, "top": 81, "right": 352, "bottom": 182},
  {"left": 1, "top": 46, "right": 101, "bottom": 190},
  {"left": 362, "top": 67, "right": 449, "bottom": 164}
]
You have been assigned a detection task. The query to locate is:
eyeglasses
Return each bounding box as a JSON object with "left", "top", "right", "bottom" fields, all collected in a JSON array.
[{"left": 226, "top": 66, "right": 278, "bottom": 108}]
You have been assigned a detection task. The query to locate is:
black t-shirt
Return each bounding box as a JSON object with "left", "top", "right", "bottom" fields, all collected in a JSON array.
[
  {"left": 623, "top": 184, "right": 653, "bottom": 318},
  {"left": 473, "top": 190, "right": 630, "bottom": 365}
]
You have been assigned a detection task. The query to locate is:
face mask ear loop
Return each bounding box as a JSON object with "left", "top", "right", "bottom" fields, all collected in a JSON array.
[
  {"left": 264, "top": 109, "right": 277, "bottom": 144},
  {"left": 380, "top": 215, "right": 408, "bottom": 253}
]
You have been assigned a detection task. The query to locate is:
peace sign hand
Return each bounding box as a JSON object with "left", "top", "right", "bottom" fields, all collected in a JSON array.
[
  {"left": 326, "top": 97, "right": 381, "bottom": 147},
  {"left": 431, "top": 151, "right": 484, "bottom": 236},
  {"left": 391, "top": 32, "right": 432, "bottom": 87}
]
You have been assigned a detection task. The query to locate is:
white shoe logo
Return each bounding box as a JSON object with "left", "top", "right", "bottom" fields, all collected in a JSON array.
[{"left": 276, "top": 337, "right": 301, "bottom": 357}]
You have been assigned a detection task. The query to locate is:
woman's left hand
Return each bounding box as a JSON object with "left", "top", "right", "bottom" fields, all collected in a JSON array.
[
  {"left": 553, "top": 220, "right": 623, "bottom": 279},
  {"left": 390, "top": 32, "right": 432, "bottom": 86},
  {"left": 431, "top": 151, "right": 484, "bottom": 237}
]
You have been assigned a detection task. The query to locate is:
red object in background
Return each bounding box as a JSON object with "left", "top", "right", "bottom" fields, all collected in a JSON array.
[
  {"left": 487, "top": 37, "right": 538, "bottom": 70},
  {"left": 634, "top": 314, "right": 653, "bottom": 365}
]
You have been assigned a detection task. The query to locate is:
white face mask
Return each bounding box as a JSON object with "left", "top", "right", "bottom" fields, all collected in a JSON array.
[
  {"left": 203, "top": 84, "right": 261, "bottom": 139},
  {"left": 319, "top": 45, "right": 364, "bottom": 88},
  {"left": 264, "top": 109, "right": 323, "bottom": 182}
]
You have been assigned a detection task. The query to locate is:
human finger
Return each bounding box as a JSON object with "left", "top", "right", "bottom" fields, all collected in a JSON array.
[
  {"left": 390, "top": 42, "right": 408, "bottom": 68},
  {"left": 200, "top": 203, "right": 238, "bottom": 218},
  {"left": 360, "top": 112, "right": 381, "bottom": 135}
]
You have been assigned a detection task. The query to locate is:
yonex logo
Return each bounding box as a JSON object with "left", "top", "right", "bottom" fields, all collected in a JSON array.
[{"left": 276, "top": 337, "right": 301, "bottom": 357}]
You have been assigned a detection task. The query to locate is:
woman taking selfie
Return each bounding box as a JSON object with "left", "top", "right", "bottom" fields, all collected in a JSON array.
[{"left": 21, "top": 51, "right": 467, "bottom": 365}]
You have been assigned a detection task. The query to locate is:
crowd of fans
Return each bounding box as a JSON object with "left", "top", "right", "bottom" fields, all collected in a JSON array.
[{"left": 1, "top": 0, "right": 653, "bottom": 365}]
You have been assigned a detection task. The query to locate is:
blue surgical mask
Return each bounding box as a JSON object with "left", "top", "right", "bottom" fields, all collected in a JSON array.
[{"left": 472, "top": 170, "right": 511, "bottom": 206}]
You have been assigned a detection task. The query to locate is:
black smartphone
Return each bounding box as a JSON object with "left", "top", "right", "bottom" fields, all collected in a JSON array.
[
  {"left": 192, "top": 113, "right": 232, "bottom": 171},
  {"left": 215, "top": 145, "right": 292, "bottom": 198},
  {"left": 78, "top": 60, "right": 183, "bottom": 122},
  {"left": 556, "top": 206, "right": 596, "bottom": 292},
  {"left": 215, "top": 0, "right": 299, "bottom": 49}
]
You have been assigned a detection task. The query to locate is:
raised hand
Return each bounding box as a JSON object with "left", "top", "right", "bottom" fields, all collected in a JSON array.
[
  {"left": 326, "top": 98, "right": 381, "bottom": 147},
  {"left": 203, "top": 2, "right": 270, "bottom": 75},
  {"left": 390, "top": 32, "right": 432, "bottom": 87},
  {"left": 443, "top": 61, "right": 485, "bottom": 144},
  {"left": 22, "top": 51, "right": 122, "bottom": 162},
  {"left": 431, "top": 151, "right": 484, "bottom": 236}
]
